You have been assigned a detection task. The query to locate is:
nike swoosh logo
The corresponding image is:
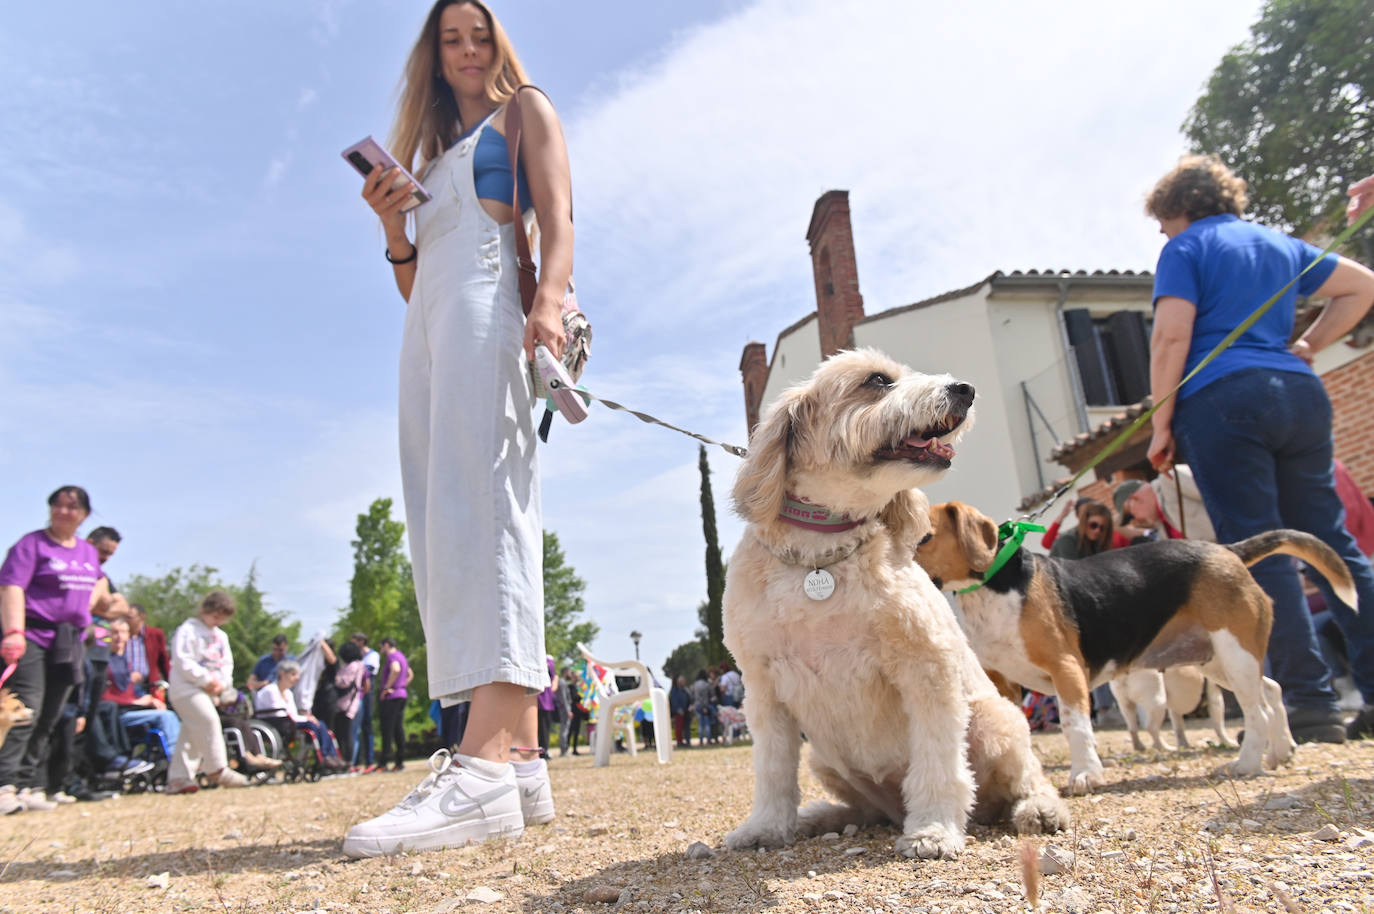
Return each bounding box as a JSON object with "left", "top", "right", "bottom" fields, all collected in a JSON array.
[
  {"left": 521, "top": 786, "right": 543, "bottom": 799},
  {"left": 437, "top": 783, "right": 515, "bottom": 818}
]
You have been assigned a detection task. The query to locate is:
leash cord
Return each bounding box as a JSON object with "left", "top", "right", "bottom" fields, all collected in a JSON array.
[
  {"left": 554, "top": 385, "right": 749, "bottom": 458},
  {"left": 1022, "top": 204, "right": 1374, "bottom": 524}
]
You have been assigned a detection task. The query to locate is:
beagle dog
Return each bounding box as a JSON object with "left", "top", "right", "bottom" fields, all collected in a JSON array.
[
  {"left": 916, "top": 501, "right": 1356, "bottom": 792},
  {"left": 723, "top": 351, "right": 1066, "bottom": 861}
]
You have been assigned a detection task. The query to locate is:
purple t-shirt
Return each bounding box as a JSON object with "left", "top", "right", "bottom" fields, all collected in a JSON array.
[
  {"left": 0, "top": 530, "right": 102, "bottom": 650},
  {"left": 381, "top": 649, "right": 409, "bottom": 700}
]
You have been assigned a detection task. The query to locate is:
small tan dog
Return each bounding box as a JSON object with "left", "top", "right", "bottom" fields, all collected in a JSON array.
[
  {"left": 723, "top": 350, "right": 1067, "bottom": 861},
  {"left": 0, "top": 690, "right": 34, "bottom": 750}
]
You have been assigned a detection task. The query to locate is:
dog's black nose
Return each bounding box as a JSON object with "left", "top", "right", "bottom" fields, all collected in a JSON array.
[{"left": 947, "top": 381, "right": 975, "bottom": 404}]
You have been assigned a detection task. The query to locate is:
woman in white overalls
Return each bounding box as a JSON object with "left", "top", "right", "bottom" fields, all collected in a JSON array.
[{"left": 345, "top": 0, "right": 570, "bottom": 858}]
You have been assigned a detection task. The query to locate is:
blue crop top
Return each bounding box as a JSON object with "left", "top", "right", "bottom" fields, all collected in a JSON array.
[{"left": 462, "top": 120, "right": 532, "bottom": 211}]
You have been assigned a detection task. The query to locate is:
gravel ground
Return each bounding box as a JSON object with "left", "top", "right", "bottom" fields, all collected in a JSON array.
[{"left": 0, "top": 723, "right": 1371, "bottom": 913}]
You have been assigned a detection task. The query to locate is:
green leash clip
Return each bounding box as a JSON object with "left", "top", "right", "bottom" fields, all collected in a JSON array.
[{"left": 955, "top": 519, "right": 1046, "bottom": 595}]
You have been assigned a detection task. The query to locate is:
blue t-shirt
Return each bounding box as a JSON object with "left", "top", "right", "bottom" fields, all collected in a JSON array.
[
  {"left": 1152, "top": 214, "right": 1337, "bottom": 399},
  {"left": 253, "top": 652, "right": 291, "bottom": 684}
]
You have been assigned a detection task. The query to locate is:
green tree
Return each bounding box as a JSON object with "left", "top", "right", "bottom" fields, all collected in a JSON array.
[
  {"left": 334, "top": 498, "right": 429, "bottom": 734},
  {"left": 698, "top": 445, "right": 725, "bottom": 664},
  {"left": 662, "top": 638, "right": 708, "bottom": 685},
  {"left": 122, "top": 563, "right": 300, "bottom": 685},
  {"left": 543, "top": 530, "right": 598, "bottom": 668},
  {"left": 1183, "top": 0, "right": 1374, "bottom": 261},
  {"left": 220, "top": 563, "right": 301, "bottom": 685},
  {"left": 336, "top": 497, "right": 411, "bottom": 639}
]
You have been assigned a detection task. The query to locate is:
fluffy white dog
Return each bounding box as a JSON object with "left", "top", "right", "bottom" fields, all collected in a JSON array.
[{"left": 722, "top": 350, "right": 1067, "bottom": 860}]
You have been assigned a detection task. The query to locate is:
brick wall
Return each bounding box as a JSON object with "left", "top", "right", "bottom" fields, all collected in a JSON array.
[
  {"left": 806, "top": 191, "right": 865, "bottom": 358},
  {"left": 1324, "top": 350, "right": 1374, "bottom": 494},
  {"left": 739, "top": 342, "right": 768, "bottom": 437}
]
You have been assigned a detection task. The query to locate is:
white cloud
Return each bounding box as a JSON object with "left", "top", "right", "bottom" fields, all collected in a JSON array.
[
  {"left": 265, "top": 155, "right": 290, "bottom": 188},
  {"left": 298, "top": 87, "right": 319, "bottom": 111}
]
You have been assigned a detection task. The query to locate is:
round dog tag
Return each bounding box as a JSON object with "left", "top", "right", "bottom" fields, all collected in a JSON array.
[{"left": 803, "top": 568, "right": 835, "bottom": 601}]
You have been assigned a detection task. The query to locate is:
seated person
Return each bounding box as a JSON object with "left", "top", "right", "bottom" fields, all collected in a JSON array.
[
  {"left": 102, "top": 619, "right": 181, "bottom": 753},
  {"left": 213, "top": 688, "right": 283, "bottom": 770},
  {"left": 254, "top": 661, "right": 346, "bottom": 770}
]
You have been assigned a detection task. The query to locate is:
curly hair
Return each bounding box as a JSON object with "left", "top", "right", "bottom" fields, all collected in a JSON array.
[{"left": 1145, "top": 154, "right": 1249, "bottom": 222}]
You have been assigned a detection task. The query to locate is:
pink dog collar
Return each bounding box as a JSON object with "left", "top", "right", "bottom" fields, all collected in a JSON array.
[{"left": 778, "top": 494, "right": 865, "bottom": 533}]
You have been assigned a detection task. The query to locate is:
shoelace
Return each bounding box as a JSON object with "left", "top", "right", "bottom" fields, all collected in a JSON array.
[{"left": 396, "top": 748, "right": 458, "bottom": 810}]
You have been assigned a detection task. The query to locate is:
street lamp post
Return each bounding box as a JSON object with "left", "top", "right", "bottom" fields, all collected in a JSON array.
[{"left": 630, "top": 630, "right": 642, "bottom": 661}]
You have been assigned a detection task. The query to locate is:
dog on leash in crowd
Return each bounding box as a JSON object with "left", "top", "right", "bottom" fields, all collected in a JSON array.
[
  {"left": 1109, "top": 666, "right": 1233, "bottom": 752},
  {"left": 916, "top": 501, "right": 1356, "bottom": 793},
  {"left": 722, "top": 350, "right": 1067, "bottom": 861},
  {"left": 0, "top": 690, "right": 34, "bottom": 750}
]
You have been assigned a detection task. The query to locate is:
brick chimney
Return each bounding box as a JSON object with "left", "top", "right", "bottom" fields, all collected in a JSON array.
[
  {"left": 739, "top": 342, "right": 768, "bottom": 436},
  {"left": 806, "top": 190, "right": 865, "bottom": 358}
]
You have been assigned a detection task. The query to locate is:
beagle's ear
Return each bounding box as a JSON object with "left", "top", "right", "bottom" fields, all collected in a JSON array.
[
  {"left": 733, "top": 386, "right": 810, "bottom": 524},
  {"left": 949, "top": 502, "right": 998, "bottom": 571}
]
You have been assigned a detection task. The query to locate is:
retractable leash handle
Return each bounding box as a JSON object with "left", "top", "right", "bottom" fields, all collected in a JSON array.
[{"left": 533, "top": 343, "right": 588, "bottom": 424}]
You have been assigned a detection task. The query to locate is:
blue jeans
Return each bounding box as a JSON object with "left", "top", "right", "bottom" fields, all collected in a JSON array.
[
  {"left": 1173, "top": 369, "right": 1374, "bottom": 710},
  {"left": 696, "top": 709, "right": 713, "bottom": 742},
  {"left": 120, "top": 708, "right": 181, "bottom": 754},
  {"left": 300, "top": 720, "right": 338, "bottom": 757},
  {"left": 351, "top": 695, "right": 374, "bottom": 765}
]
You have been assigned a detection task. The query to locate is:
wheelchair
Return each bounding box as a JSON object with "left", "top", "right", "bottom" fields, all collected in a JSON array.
[{"left": 251, "top": 714, "right": 340, "bottom": 784}]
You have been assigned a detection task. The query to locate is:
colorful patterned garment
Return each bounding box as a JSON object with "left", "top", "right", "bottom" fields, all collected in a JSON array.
[
  {"left": 1022, "top": 691, "right": 1059, "bottom": 732},
  {"left": 575, "top": 660, "right": 602, "bottom": 723}
]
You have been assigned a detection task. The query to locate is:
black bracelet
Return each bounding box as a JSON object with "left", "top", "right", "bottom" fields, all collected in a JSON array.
[{"left": 385, "top": 244, "right": 417, "bottom": 265}]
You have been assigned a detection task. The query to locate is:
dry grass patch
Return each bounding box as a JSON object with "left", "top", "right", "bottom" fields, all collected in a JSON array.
[{"left": 0, "top": 724, "right": 1371, "bottom": 913}]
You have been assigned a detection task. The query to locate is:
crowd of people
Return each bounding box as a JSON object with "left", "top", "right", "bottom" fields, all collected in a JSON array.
[
  {"left": 0, "top": 486, "right": 421, "bottom": 813},
  {"left": 667, "top": 663, "right": 744, "bottom": 748}
]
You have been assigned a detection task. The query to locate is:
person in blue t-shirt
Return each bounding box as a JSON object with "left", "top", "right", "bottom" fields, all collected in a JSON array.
[
  {"left": 1143, "top": 155, "right": 1374, "bottom": 743},
  {"left": 246, "top": 634, "right": 292, "bottom": 691}
]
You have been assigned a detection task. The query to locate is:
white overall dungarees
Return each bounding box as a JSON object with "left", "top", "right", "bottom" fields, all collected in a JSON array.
[{"left": 399, "top": 109, "right": 547, "bottom": 702}]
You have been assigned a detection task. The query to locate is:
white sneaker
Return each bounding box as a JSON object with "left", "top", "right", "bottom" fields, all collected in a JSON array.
[
  {"left": 213, "top": 768, "right": 250, "bottom": 788},
  {"left": 342, "top": 750, "right": 523, "bottom": 859},
  {"left": 514, "top": 758, "right": 555, "bottom": 825},
  {"left": 49, "top": 791, "right": 77, "bottom": 805},
  {"left": 17, "top": 788, "right": 57, "bottom": 811},
  {"left": 0, "top": 785, "right": 21, "bottom": 815}
]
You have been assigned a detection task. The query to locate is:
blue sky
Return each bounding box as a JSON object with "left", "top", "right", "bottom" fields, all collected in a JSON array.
[{"left": 1, "top": 1, "right": 1260, "bottom": 673}]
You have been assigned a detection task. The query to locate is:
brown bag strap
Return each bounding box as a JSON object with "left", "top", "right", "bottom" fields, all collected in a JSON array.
[{"left": 505, "top": 84, "right": 571, "bottom": 318}]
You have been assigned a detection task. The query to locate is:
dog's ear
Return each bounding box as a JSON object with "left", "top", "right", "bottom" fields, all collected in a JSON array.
[
  {"left": 949, "top": 502, "right": 998, "bottom": 571},
  {"left": 880, "top": 487, "right": 931, "bottom": 550},
  {"left": 733, "top": 386, "right": 810, "bottom": 524}
]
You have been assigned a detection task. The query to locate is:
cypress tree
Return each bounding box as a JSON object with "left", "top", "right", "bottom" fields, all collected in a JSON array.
[{"left": 699, "top": 445, "right": 725, "bottom": 663}]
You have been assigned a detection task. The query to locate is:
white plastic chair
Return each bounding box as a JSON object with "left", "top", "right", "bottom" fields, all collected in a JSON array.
[{"left": 576, "top": 642, "right": 672, "bottom": 767}]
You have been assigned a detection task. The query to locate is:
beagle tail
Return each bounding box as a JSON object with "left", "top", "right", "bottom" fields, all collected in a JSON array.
[{"left": 1227, "top": 530, "right": 1358, "bottom": 612}]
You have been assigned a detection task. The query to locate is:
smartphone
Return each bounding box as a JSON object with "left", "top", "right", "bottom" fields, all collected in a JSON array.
[{"left": 341, "top": 136, "right": 432, "bottom": 212}]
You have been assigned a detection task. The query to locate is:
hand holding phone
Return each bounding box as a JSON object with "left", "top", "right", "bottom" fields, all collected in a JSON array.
[{"left": 342, "top": 136, "right": 432, "bottom": 212}]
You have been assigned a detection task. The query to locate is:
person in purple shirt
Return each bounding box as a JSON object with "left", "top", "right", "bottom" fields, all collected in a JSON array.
[
  {"left": 535, "top": 655, "right": 555, "bottom": 756},
  {"left": 0, "top": 485, "right": 117, "bottom": 815},
  {"left": 376, "top": 637, "right": 413, "bottom": 772}
]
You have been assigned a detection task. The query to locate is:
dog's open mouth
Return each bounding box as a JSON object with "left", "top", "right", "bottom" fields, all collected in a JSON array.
[{"left": 874, "top": 412, "right": 966, "bottom": 465}]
